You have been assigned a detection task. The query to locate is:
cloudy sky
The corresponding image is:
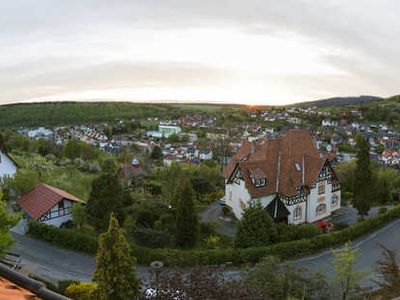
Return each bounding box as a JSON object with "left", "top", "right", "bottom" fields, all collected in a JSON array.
[{"left": 1, "top": 1, "right": 399, "bottom": 105}]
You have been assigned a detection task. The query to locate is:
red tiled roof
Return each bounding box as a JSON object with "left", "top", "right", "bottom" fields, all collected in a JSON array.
[
  {"left": 224, "top": 130, "right": 327, "bottom": 198},
  {"left": 0, "top": 276, "right": 40, "bottom": 300},
  {"left": 16, "top": 183, "right": 84, "bottom": 220}
]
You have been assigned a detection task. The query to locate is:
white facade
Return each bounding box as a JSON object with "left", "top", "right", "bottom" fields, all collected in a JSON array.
[
  {"left": 0, "top": 150, "right": 17, "bottom": 179},
  {"left": 37, "top": 199, "right": 74, "bottom": 228},
  {"left": 225, "top": 166, "right": 341, "bottom": 224}
]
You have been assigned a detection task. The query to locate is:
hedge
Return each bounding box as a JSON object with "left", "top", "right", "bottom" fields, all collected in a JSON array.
[{"left": 27, "top": 205, "right": 400, "bottom": 267}]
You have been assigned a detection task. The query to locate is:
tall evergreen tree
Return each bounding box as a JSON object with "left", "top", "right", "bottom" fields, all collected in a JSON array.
[
  {"left": 352, "top": 135, "right": 372, "bottom": 219},
  {"left": 87, "top": 173, "right": 131, "bottom": 232},
  {"left": 235, "top": 201, "right": 276, "bottom": 248},
  {"left": 175, "top": 178, "right": 198, "bottom": 247},
  {"left": 94, "top": 214, "right": 140, "bottom": 300}
]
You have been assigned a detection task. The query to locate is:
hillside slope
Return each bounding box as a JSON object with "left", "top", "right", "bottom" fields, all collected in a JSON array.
[{"left": 296, "top": 95, "right": 382, "bottom": 107}]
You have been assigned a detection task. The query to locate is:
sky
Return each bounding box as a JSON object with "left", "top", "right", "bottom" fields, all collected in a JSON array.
[{"left": 1, "top": 1, "right": 399, "bottom": 106}]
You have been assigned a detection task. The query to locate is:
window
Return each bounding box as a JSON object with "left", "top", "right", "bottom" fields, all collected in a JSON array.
[
  {"left": 253, "top": 178, "right": 266, "bottom": 188},
  {"left": 294, "top": 163, "right": 301, "bottom": 172},
  {"left": 318, "top": 182, "right": 325, "bottom": 195},
  {"left": 58, "top": 201, "right": 64, "bottom": 210},
  {"left": 316, "top": 204, "right": 327, "bottom": 215},
  {"left": 293, "top": 206, "right": 302, "bottom": 219},
  {"left": 331, "top": 194, "right": 339, "bottom": 207}
]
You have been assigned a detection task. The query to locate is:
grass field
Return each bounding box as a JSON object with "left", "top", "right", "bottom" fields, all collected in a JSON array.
[{"left": 44, "top": 166, "right": 97, "bottom": 201}]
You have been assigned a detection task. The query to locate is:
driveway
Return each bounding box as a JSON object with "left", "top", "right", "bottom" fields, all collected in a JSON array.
[
  {"left": 200, "top": 202, "right": 237, "bottom": 237},
  {"left": 331, "top": 204, "right": 394, "bottom": 225}
]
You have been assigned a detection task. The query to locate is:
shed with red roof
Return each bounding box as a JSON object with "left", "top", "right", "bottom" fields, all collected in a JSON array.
[{"left": 17, "top": 183, "right": 85, "bottom": 228}]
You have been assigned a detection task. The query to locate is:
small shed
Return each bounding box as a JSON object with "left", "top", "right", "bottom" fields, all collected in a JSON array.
[{"left": 17, "top": 184, "right": 85, "bottom": 228}]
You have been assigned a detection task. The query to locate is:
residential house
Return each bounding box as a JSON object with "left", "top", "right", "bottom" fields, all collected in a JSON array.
[
  {"left": 0, "top": 150, "right": 17, "bottom": 179},
  {"left": 118, "top": 159, "right": 148, "bottom": 188},
  {"left": 17, "top": 184, "right": 85, "bottom": 228},
  {"left": 199, "top": 149, "right": 213, "bottom": 161},
  {"left": 223, "top": 130, "right": 341, "bottom": 224}
]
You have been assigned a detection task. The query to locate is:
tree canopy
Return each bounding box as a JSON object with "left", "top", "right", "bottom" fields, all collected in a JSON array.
[
  {"left": 93, "top": 214, "right": 140, "bottom": 300},
  {"left": 87, "top": 173, "right": 131, "bottom": 232},
  {"left": 235, "top": 201, "right": 276, "bottom": 248}
]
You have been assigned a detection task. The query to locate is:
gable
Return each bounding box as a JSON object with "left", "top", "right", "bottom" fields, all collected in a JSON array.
[{"left": 225, "top": 130, "right": 331, "bottom": 199}]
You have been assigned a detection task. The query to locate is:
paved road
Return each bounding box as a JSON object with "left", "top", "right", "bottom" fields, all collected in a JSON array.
[
  {"left": 200, "top": 202, "right": 237, "bottom": 237},
  {"left": 292, "top": 218, "right": 400, "bottom": 287},
  {"left": 10, "top": 217, "right": 400, "bottom": 289},
  {"left": 10, "top": 233, "right": 151, "bottom": 285}
]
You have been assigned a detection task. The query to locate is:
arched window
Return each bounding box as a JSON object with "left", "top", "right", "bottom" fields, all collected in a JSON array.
[
  {"left": 316, "top": 203, "right": 327, "bottom": 215},
  {"left": 331, "top": 194, "right": 339, "bottom": 207},
  {"left": 293, "top": 206, "right": 302, "bottom": 219}
]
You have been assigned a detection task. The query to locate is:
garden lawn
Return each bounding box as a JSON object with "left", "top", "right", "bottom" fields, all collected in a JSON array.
[{"left": 44, "top": 166, "right": 97, "bottom": 202}]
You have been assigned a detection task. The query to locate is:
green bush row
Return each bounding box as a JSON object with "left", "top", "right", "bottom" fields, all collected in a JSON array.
[
  {"left": 27, "top": 206, "right": 400, "bottom": 267},
  {"left": 27, "top": 221, "right": 98, "bottom": 254}
]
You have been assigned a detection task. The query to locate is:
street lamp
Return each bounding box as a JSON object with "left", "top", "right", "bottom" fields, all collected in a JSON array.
[{"left": 150, "top": 260, "right": 164, "bottom": 297}]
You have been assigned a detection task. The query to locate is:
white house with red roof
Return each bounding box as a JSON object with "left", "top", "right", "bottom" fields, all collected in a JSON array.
[
  {"left": 223, "top": 130, "right": 341, "bottom": 225},
  {"left": 0, "top": 150, "right": 17, "bottom": 179},
  {"left": 17, "top": 184, "right": 85, "bottom": 228}
]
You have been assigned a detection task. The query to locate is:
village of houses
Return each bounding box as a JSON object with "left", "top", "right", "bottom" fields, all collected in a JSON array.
[
  {"left": 1, "top": 104, "right": 399, "bottom": 230},
  {"left": 0, "top": 102, "right": 400, "bottom": 299}
]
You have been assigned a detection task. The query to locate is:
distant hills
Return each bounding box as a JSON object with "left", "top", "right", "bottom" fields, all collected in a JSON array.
[{"left": 296, "top": 95, "right": 383, "bottom": 108}]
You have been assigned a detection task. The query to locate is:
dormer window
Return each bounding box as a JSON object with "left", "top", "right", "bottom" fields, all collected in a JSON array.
[
  {"left": 253, "top": 178, "right": 266, "bottom": 187},
  {"left": 249, "top": 168, "right": 267, "bottom": 188},
  {"left": 294, "top": 163, "right": 301, "bottom": 172}
]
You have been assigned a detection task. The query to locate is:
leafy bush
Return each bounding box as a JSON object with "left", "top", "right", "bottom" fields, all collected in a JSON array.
[
  {"left": 27, "top": 221, "right": 97, "bottom": 254},
  {"left": 199, "top": 221, "right": 217, "bottom": 236},
  {"left": 133, "top": 228, "right": 173, "bottom": 248},
  {"left": 204, "top": 235, "right": 221, "bottom": 249},
  {"left": 79, "top": 160, "right": 101, "bottom": 173},
  {"left": 379, "top": 207, "right": 388, "bottom": 214},
  {"left": 65, "top": 282, "right": 97, "bottom": 300},
  {"left": 292, "top": 224, "right": 323, "bottom": 240},
  {"left": 334, "top": 222, "right": 349, "bottom": 231},
  {"left": 58, "top": 280, "right": 80, "bottom": 295}
]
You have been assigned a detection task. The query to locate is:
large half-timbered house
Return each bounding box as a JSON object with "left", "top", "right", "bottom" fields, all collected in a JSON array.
[{"left": 223, "top": 130, "right": 341, "bottom": 224}]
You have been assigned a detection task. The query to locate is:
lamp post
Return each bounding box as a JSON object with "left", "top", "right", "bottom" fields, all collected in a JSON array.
[{"left": 150, "top": 260, "right": 164, "bottom": 297}]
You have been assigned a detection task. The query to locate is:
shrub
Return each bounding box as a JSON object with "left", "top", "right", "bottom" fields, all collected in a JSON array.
[
  {"left": 27, "top": 221, "right": 97, "bottom": 254},
  {"left": 204, "top": 235, "right": 221, "bottom": 249},
  {"left": 379, "top": 207, "right": 388, "bottom": 214},
  {"left": 199, "top": 221, "right": 217, "bottom": 236},
  {"left": 133, "top": 228, "right": 173, "bottom": 248},
  {"left": 27, "top": 206, "right": 400, "bottom": 268},
  {"left": 58, "top": 280, "right": 80, "bottom": 295},
  {"left": 292, "top": 224, "right": 323, "bottom": 240},
  {"left": 334, "top": 222, "right": 349, "bottom": 231},
  {"left": 65, "top": 282, "right": 97, "bottom": 300}
]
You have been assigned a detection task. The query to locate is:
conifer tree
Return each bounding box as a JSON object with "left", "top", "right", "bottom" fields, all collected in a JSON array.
[
  {"left": 93, "top": 214, "right": 140, "bottom": 300},
  {"left": 175, "top": 178, "right": 198, "bottom": 247},
  {"left": 352, "top": 135, "right": 372, "bottom": 219},
  {"left": 235, "top": 201, "right": 276, "bottom": 248},
  {"left": 87, "top": 173, "right": 131, "bottom": 232}
]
